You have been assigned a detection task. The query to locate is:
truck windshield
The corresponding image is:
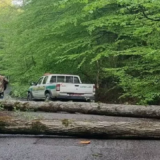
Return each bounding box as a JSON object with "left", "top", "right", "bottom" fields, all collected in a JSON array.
[{"left": 74, "top": 77, "right": 80, "bottom": 83}]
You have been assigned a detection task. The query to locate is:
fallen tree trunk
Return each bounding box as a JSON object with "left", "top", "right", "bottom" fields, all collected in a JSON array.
[
  {"left": 1, "top": 100, "right": 160, "bottom": 118},
  {"left": 1, "top": 111, "right": 160, "bottom": 139}
]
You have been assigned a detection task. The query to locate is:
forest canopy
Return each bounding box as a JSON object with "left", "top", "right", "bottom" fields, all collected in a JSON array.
[{"left": 1, "top": 0, "right": 160, "bottom": 104}]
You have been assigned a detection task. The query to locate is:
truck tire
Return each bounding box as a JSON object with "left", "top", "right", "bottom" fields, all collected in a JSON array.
[
  {"left": 0, "top": 92, "right": 4, "bottom": 99},
  {"left": 27, "top": 92, "right": 34, "bottom": 101},
  {"left": 45, "top": 92, "right": 52, "bottom": 101}
]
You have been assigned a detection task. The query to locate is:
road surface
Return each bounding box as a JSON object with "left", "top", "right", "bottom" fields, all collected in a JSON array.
[{"left": 0, "top": 136, "right": 160, "bottom": 160}]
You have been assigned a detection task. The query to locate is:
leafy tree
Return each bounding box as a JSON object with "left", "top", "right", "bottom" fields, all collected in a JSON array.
[
  {"left": 0, "top": 0, "right": 16, "bottom": 72},
  {"left": 2, "top": 0, "right": 160, "bottom": 103}
]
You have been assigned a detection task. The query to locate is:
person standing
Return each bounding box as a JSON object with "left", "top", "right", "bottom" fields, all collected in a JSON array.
[{"left": 0, "top": 75, "right": 9, "bottom": 98}]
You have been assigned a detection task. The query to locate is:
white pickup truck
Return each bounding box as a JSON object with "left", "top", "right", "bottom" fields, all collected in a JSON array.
[{"left": 27, "top": 74, "right": 95, "bottom": 101}]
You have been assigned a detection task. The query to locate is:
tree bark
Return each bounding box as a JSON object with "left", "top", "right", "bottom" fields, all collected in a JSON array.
[
  {"left": 1, "top": 111, "right": 160, "bottom": 138},
  {"left": 1, "top": 100, "right": 160, "bottom": 118}
]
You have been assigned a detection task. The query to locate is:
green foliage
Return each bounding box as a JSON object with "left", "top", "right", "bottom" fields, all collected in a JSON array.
[{"left": 1, "top": 0, "right": 160, "bottom": 104}]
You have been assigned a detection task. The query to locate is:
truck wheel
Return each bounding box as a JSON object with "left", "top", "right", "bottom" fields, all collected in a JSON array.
[
  {"left": 86, "top": 99, "right": 95, "bottom": 103},
  {"left": 45, "top": 93, "right": 51, "bottom": 101},
  {"left": 27, "top": 92, "right": 33, "bottom": 101},
  {"left": 0, "top": 93, "right": 4, "bottom": 99}
]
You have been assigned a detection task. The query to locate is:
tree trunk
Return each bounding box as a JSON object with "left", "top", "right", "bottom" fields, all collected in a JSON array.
[
  {"left": 1, "top": 100, "right": 160, "bottom": 119},
  {"left": 1, "top": 111, "right": 160, "bottom": 138}
]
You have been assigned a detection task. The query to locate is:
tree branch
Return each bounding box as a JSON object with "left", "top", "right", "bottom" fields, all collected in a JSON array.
[{"left": 139, "top": 5, "right": 160, "bottom": 21}]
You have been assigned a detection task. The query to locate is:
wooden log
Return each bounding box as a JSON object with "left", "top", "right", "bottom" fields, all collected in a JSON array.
[
  {"left": 1, "top": 100, "right": 160, "bottom": 118},
  {"left": 1, "top": 111, "right": 160, "bottom": 138}
]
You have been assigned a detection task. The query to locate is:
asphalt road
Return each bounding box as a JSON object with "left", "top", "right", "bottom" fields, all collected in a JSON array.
[{"left": 0, "top": 136, "right": 160, "bottom": 160}]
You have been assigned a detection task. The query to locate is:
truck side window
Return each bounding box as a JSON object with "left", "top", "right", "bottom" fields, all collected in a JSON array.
[
  {"left": 50, "top": 76, "right": 56, "bottom": 83},
  {"left": 37, "top": 77, "right": 43, "bottom": 85},
  {"left": 42, "top": 76, "right": 48, "bottom": 84},
  {"left": 66, "top": 76, "right": 73, "bottom": 83},
  {"left": 57, "top": 76, "right": 65, "bottom": 82},
  {"left": 74, "top": 77, "right": 80, "bottom": 83}
]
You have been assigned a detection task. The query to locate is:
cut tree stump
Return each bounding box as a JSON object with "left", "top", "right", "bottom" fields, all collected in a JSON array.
[
  {"left": 0, "top": 111, "right": 160, "bottom": 139},
  {"left": 1, "top": 100, "right": 160, "bottom": 118}
]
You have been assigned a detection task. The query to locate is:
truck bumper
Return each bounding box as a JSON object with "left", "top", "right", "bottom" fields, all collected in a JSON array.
[{"left": 56, "top": 95, "right": 95, "bottom": 101}]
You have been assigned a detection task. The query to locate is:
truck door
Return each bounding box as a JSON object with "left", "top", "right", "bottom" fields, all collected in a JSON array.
[
  {"left": 32, "top": 77, "right": 44, "bottom": 98},
  {"left": 38, "top": 76, "right": 49, "bottom": 98}
]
